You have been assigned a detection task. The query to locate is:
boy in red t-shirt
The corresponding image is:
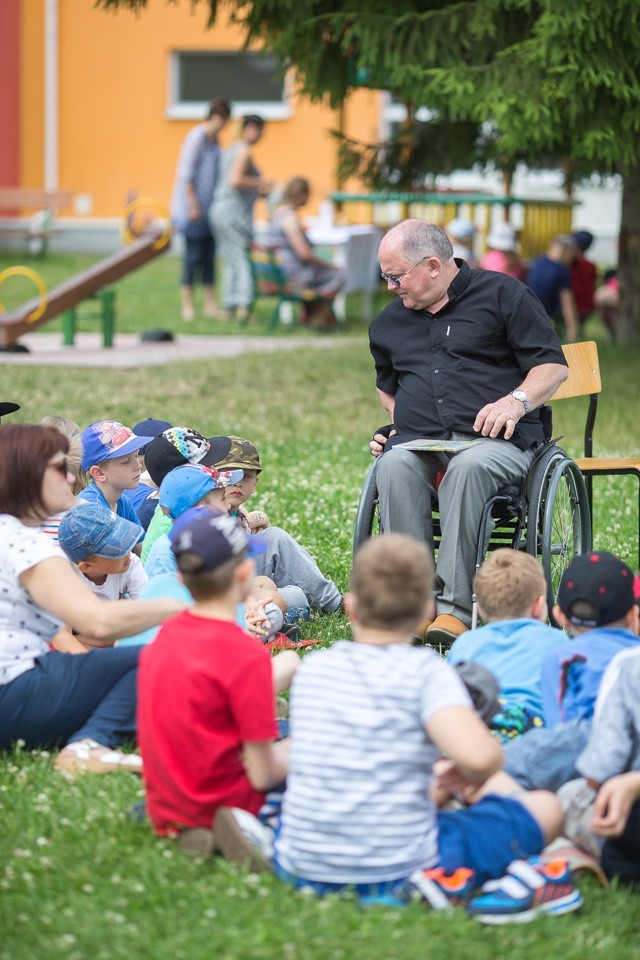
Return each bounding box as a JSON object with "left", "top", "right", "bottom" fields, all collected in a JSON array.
[{"left": 137, "top": 505, "right": 294, "bottom": 854}]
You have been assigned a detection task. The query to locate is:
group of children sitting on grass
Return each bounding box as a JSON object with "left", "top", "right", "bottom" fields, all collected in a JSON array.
[{"left": 2, "top": 414, "right": 640, "bottom": 925}]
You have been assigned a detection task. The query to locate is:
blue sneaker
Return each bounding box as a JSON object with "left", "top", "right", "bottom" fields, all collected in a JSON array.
[{"left": 467, "top": 857, "right": 583, "bottom": 924}]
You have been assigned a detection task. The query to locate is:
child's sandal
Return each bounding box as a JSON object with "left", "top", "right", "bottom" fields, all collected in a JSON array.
[{"left": 54, "top": 738, "right": 143, "bottom": 778}]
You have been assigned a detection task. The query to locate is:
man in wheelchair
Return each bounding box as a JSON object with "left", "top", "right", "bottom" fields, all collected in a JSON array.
[{"left": 369, "top": 219, "right": 569, "bottom": 647}]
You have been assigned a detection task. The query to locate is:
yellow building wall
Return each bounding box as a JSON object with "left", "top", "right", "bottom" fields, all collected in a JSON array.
[{"left": 20, "top": 0, "right": 382, "bottom": 220}]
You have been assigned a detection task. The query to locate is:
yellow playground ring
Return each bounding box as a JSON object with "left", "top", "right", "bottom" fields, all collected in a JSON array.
[
  {"left": 0, "top": 266, "right": 48, "bottom": 323},
  {"left": 122, "top": 198, "right": 172, "bottom": 250}
]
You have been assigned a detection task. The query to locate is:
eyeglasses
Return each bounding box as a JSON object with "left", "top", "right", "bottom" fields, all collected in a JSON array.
[
  {"left": 48, "top": 457, "right": 69, "bottom": 478},
  {"left": 380, "top": 256, "right": 427, "bottom": 287}
]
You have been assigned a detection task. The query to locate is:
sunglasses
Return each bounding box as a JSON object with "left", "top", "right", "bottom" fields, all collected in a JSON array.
[
  {"left": 380, "top": 256, "right": 427, "bottom": 287},
  {"left": 48, "top": 457, "right": 69, "bottom": 478}
]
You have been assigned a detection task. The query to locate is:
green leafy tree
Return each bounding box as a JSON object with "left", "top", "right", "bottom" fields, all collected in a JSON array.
[{"left": 99, "top": 0, "right": 640, "bottom": 339}]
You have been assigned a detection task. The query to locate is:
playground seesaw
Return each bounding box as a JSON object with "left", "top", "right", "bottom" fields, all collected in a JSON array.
[{"left": 0, "top": 199, "right": 171, "bottom": 349}]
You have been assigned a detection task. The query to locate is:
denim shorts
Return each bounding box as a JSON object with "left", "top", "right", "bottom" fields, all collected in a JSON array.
[{"left": 437, "top": 793, "right": 544, "bottom": 887}]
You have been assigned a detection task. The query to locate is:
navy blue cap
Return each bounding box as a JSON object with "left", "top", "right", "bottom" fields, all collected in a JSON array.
[{"left": 170, "top": 504, "right": 266, "bottom": 573}]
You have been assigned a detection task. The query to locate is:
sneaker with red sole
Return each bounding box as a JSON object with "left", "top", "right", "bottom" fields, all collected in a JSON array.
[
  {"left": 265, "top": 634, "right": 323, "bottom": 652},
  {"left": 400, "top": 866, "right": 477, "bottom": 909},
  {"left": 467, "top": 857, "right": 583, "bottom": 924}
]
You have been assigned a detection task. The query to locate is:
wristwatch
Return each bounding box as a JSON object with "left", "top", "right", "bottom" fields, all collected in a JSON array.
[{"left": 510, "top": 389, "right": 530, "bottom": 413}]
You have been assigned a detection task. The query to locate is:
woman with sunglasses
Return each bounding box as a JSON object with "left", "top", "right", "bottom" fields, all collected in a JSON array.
[{"left": 0, "top": 423, "right": 185, "bottom": 776}]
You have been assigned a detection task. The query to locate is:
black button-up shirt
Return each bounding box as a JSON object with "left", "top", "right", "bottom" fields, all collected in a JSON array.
[{"left": 369, "top": 261, "right": 567, "bottom": 450}]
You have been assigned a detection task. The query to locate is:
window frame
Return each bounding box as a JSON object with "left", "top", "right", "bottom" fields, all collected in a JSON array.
[{"left": 166, "top": 50, "right": 293, "bottom": 121}]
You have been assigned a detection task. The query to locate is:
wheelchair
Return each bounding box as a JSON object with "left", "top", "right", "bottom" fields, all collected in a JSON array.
[{"left": 352, "top": 420, "right": 592, "bottom": 625}]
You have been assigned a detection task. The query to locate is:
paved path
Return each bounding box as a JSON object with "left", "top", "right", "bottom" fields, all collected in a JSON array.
[{"left": 0, "top": 331, "right": 361, "bottom": 369}]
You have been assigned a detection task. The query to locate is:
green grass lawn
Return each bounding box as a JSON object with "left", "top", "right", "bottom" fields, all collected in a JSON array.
[
  {"left": 0, "top": 248, "right": 388, "bottom": 338},
  {"left": 1, "top": 254, "right": 640, "bottom": 958}
]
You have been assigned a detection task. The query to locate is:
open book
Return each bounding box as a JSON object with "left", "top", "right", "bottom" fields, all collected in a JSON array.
[{"left": 393, "top": 438, "right": 485, "bottom": 454}]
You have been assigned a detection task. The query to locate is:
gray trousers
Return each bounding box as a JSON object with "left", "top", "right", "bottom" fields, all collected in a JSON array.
[
  {"left": 375, "top": 435, "right": 534, "bottom": 624},
  {"left": 210, "top": 205, "right": 254, "bottom": 310},
  {"left": 253, "top": 525, "right": 342, "bottom": 614}
]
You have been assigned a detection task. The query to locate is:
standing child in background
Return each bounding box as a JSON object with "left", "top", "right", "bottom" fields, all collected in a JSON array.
[
  {"left": 448, "top": 550, "right": 565, "bottom": 739},
  {"left": 215, "top": 535, "right": 581, "bottom": 924},
  {"left": 445, "top": 217, "right": 478, "bottom": 268},
  {"left": 137, "top": 505, "right": 297, "bottom": 857},
  {"left": 570, "top": 230, "right": 597, "bottom": 336},
  {"left": 78, "top": 421, "right": 152, "bottom": 545},
  {"left": 527, "top": 235, "right": 579, "bottom": 343},
  {"left": 479, "top": 222, "right": 527, "bottom": 281}
]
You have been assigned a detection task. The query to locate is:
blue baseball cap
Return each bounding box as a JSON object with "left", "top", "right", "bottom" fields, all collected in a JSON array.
[
  {"left": 81, "top": 420, "right": 153, "bottom": 471},
  {"left": 170, "top": 504, "right": 266, "bottom": 573},
  {"left": 58, "top": 501, "right": 142, "bottom": 563},
  {"left": 159, "top": 464, "right": 244, "bottom": 520}
]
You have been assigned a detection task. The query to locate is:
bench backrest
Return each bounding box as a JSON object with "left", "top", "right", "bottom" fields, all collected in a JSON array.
[
  {"left": 0, "top": 188, "right": 72, "bottom": 214},
  {"left": 550, "top": 340, "right": 602, "bottom": 458}
]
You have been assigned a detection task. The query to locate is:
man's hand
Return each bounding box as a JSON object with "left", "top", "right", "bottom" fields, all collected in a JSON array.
[
  {"left": 369, "top": 427, "right": 396, "bottom": 458},
  {"left": 473, "top": 394, "right": 525, "bottom": 441}
]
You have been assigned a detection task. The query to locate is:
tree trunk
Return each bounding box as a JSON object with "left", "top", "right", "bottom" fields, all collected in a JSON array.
[{"left": 617, "top": 163, "right": 640, "bottom": 342}]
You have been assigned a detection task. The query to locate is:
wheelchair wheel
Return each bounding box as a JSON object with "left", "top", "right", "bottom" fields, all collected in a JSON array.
[
  {"left": 526, "top": 447, "right": 591, "bottom": 617},
  {"left": 353, "top": 459, "right": 382, "bottom": 555}
]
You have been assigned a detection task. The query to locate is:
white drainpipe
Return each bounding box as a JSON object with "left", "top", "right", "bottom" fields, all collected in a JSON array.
[{"left": 44, "top": 0, "right": 59, "bottom": 190}]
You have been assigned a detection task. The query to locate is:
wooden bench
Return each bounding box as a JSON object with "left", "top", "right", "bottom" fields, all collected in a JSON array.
[
  {"left": 0, "top": 188, "right": 72, "bottom": 255},
  {"left": 250, "top": 244, "right": 340, "bottom": 331}
]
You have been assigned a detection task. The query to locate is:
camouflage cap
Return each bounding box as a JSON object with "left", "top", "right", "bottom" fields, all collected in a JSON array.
[{"left": 207, "top": 435, "right": 262, "bottom": 473}]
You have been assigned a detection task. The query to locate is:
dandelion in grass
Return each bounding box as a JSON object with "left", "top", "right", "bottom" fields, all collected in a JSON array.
[{"left": 55, "top": 935, "right": 77, "bottom": 949}]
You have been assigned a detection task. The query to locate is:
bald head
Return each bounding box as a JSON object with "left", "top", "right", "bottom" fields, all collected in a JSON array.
[{"left": 379, "top": 219, "right": 454, "bottom": 263}]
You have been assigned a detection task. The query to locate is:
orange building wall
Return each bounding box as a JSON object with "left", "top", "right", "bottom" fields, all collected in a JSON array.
[{"left": 18, "top": 0, "right": 382, "bottom": 220}]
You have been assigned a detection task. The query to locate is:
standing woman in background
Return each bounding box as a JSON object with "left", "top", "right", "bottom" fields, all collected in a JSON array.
[
  {"left": 210, "top": 115, "right": 273, "bottom": 324},
  {"left": 171, "top": 97, "right": 231, "bottom": 322}
]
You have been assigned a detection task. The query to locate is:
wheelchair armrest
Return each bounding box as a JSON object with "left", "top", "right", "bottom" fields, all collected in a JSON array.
[{"left": 539, "top": 404, "right": 553, "bottom": 442}]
